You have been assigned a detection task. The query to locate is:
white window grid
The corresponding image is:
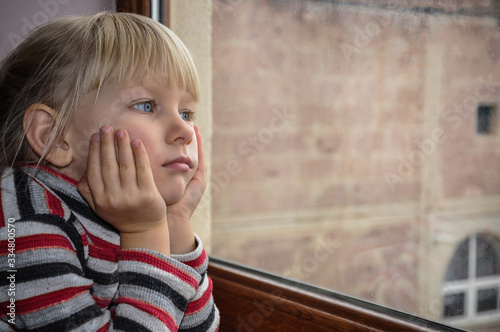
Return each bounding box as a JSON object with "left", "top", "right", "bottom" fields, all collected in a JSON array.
[{"left": 442, "top": 234, "right": 500, "bottom": 325}]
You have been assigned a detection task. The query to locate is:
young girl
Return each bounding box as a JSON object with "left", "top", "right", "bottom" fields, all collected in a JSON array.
[{"left": 0, "top": 12, "right": 219, "bottom": 331}]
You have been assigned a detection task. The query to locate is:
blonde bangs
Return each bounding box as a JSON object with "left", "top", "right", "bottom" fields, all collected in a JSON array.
[{"left": 84, "top": 13, "right": 200, "bottom": 101}]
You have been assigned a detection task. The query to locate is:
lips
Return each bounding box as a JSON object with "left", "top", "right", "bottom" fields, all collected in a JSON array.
[{"left": 162, "top": 156, "right": 193, "bottom": 172}]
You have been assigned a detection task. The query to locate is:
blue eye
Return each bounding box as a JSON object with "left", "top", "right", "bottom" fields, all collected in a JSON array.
[
  {"left": 133, "top": 101, "right": 153, "bottom": 113},
  {"left": 180, "top": 111, "right": 195, "bottom": 121}
]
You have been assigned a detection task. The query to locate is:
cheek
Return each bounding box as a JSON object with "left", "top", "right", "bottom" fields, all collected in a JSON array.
[
  {"left": 188, "top": 141, "right": 199, "bottom": 164},
  {"left": 117, "top": 124, "right": 153, "bottom": 146}
]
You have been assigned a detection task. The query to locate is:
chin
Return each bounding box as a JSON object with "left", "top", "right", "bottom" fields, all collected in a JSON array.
[{"left": 160, "top": 183, "right": 188, "bottom": 205}]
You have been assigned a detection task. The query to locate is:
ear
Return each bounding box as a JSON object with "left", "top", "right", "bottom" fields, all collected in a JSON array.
[{"left": 23, "top": 104, "right": 72, "bottom": 167}]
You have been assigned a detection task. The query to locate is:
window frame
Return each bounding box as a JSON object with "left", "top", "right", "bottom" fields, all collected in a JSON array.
[
  {"left": 209, "top": 256, "right": 465, "bottom": 331},
  {"left": 442, "top": 233, "right": 500, "bottom": 326},
  {"left": 116, "top": 0, "right": 170, "bottom": 26},
  {"left": 115, "top": 1, "right": 488, "bottom": 330}
]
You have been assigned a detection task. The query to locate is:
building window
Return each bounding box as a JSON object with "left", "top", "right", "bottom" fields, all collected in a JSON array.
[
  {"left": 477, "top": 105, "right": 496, "bottom": 135},
  {"left": 443, "top": 233, "right": 500, "bottom": 324}
]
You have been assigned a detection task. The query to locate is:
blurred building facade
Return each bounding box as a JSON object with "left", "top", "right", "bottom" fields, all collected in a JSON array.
[{"left": 210, "top": 1, "right": 500, "bottom": 331}]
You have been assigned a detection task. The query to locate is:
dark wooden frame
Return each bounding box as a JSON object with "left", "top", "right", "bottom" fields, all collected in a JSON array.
[
  {"left": 115, "top": 0, "right": 170, "bottom": 27},
  {"left": 209, "top": 257, "right": 465, "bottom": 332}
]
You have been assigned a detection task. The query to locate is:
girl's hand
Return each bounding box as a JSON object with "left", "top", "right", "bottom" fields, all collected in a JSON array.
[
  {"left": 78, "top": 126, "right": 170, "bottom": 254},
  {"left": 166, "top": 125, "right": 207, "bottom": 254}
]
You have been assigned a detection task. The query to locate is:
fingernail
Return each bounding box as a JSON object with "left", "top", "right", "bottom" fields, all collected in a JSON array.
[
  {"left": 91, "top": 133, "right": 100, "bottom": 142},
  {"left": 116, "top": 130, "right": 125, "bottom": 139},
  {"left": 101, "top": 126, "right": 112, "bottom": 134}
]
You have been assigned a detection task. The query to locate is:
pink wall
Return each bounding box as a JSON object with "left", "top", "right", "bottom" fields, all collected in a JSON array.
[{"left": 0, "top": 0, "right": 116, "bottom": 58}]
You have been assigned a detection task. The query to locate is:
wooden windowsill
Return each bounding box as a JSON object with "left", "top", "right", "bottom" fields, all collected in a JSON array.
[{"left": 208, "top": 257, "right": 465, "bottom": 332}]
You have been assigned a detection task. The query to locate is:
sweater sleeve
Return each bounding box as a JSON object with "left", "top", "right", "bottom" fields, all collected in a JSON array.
[
  {"left": 0, "top": 215, "right": 219, "bottom": 331},
  {"left": 170, "top": 235, "right": 220, "bottom": 331},
  {"left": 115, "top": 234, "right": 219, "bottom": 331}
]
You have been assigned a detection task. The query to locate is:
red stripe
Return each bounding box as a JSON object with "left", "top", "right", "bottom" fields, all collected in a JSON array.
[
  {"left": 87, "top": 232, "right": 120, "bottom": 252},
  {"left": 92, "top": 295, "right": 112, "bottom": 309},
  {"left": 0, "top": 286, "right": 89, "bottom": 315},
  {"left": 118, "top": 250, "right": 198, "bottom": 289},
  {"left": 80, "top": 233, "right": 88, "bottom": 246},
  {"left": 97, "top": 323, "right": 109, "bottom": 332},
  {"left": 185, "top": 277, "right": 213, "bottom": 315},
  {"left": 183, "top": 249, "right": 207, "bottom": 269},
  {"left": 115, "top": 297, "right": 178, "bottom": 331},
  {"left": 0, "top": 234, "right": 74, "bottom": 255},
  {"left": 23, "top": 164, "right": 79, "bottom": 186},
  {"left": 89, "top": 245, "right": 117, "bottom": 262},
  {"left": 45, "top": 190, "right": 65, "bottom": 218}
]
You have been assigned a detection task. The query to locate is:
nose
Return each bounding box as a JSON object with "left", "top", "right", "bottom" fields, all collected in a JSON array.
[{"left": 167, "top": 114, "right": 195, "bottom": 145}]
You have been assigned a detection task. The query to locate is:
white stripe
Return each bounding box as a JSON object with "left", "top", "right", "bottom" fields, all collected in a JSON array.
[
  {"left": 74, "top": 211, "right": 120, "bottom": 245},
  {"left": 119, "top": 259, "right": 198, "bottom": 298},
  {"left": 119, "top": 283, "right": 184, "bottom": 319},
  {"left": 1, "top": 220, "right": 73, "bottom": 242},
  {"left": 181, "top": 297, "right": 217, "bottom": 328},
  {"left": 20, "top": 291, "right": 97, "bottom": 330},
  {"left": 1, "top": 168, "right": 21, "bottom": 222},
  {"left": 2, "top": 273, "right": 92, "bottom": 301},
  {"left": 116, "top": 302, "right": 175, "bottom": 331},
  {"left": 87, "top": 255, "right": 118, "bottom": 274},
  {"left": 10, "top": 246, "right": 80, "bottom": 268},
  {"left": 190, "top": 274, "right": 210, "bottom": 302}
]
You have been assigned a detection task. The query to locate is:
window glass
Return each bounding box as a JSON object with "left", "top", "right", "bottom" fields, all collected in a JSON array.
[
  {"left": 476, "top": 234, "right": 500, "bottom": 278},
  {"left": 444, "top": 293, "right": 466, "bottom": 318},
  {"left": 477, "top": 288, "right": 499, "bottom": 313},
  {"left": 445, "top": 237, "right": 469, "bottom": 281},
  {"left": 211, "top": 0, "right": 500, "bottom": 330},
  {"left": 476, "top": 105, "right": 494, "bottom": 135}
]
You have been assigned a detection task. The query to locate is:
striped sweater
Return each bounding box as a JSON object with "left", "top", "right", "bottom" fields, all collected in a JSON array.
[{"left": 0, "top": 165, "right": 219, "bottom": 331}]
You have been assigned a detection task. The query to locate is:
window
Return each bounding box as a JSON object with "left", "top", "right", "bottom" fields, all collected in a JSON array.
[
  {"left": 477, "top": 105, "right": 497, "bottom": 135},
  {"left": 97, "top": 1, "right": 500, "bottom": 330},
  {"left": 443, "top": 233, "right": 500, "bottom": 324}
]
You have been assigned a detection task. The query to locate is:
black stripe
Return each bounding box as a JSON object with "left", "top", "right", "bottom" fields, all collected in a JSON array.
[
  {"left": 0, "top": 262, "right": 83, "bottom": 286},
  {"left": 115, "top": 315, "right": 154, "bottom": 332},
  {"left": 13, "top": 213, "right": 88, "bottom": 273},
  {"left": 86, "top": 267, "right": 118, "bottom": 286},
  {"left": 14, "top": 170, "right": 35, "bottom": 218},
  {"left": 52, "top": 188, "right": 118, "bottom": 233},
  {"left": 32, "top": 304, "right": 103, "bottom": 332},
  {"left": 179, "top": 305, "right": 217, "bottom": 332},
  {"left": 65, "top": 213, "right": 89, "bottom": 275},
  {"left": 199, "top": 273, "right": 206, "bottom": 287},
  {"left": 120, "top": 272, "right": 188, "bottom": 312}
]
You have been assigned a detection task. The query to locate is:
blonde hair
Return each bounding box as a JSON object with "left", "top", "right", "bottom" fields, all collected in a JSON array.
[{"left": 0, "top": 12, "right": 199, "bottom": 171}]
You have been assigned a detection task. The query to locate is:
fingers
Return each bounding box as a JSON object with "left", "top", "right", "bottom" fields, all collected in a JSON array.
[
  {"left": 85, "top": 126, "right": 143, "bottom": 195},
  {"left": 85, "top": 132, "right": 105, "bottom": 194},
  {"left": 194, "top": 126, "right": 205, "bottom": 172},
  {"left": 99, "top": 126, "right": 120, "bottom": 189},
  {"left": 131, "top": 138, "right": 156, "bottom": 190},
  {"left": 115, "top": 129, "right": 137, "bottom": 188},
  {"left": 194, "top": 125, "right": 207, "bottom": 182}
]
